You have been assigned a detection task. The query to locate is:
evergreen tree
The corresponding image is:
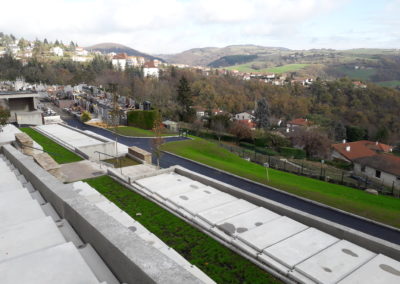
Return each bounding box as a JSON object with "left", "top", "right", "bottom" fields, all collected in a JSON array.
[
  {"left": 254, "top": 98, "right": 270, "bottom": 130},
  {"left": 55, "top": 39, "right": 60, "bottom": 46},
  {"left": 177, "top": 76, "right": 194, "bottom": 122},
  {"left": 44, "top": 38, "right": 49, "bottom": 45},
  {"left": 334, "top": 122, "right": 347, "bottom": 141}
]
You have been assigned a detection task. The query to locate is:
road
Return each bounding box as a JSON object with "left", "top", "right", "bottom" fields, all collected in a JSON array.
[{"left": 62, "top": 117, "right": 400, "bottom": 245}]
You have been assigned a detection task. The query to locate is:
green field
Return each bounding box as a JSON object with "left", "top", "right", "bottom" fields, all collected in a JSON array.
[
  {"left": 161, "top": 137, "right": 400, "bottom": 228},
  {"left": 336, "top": 66, "right": 376, "bottom": 81},
  {"left": 20, "top": 128, "right": 83, "bottom": 164},
  {"left": 377, "top": 80, "right": 400, "bottom": 88},
  {"left": 226, "top": 63, "right": 309, "bottom": 74},
  {"left": 85, "top": 176, "right": 281, "bottom": 284},
  {"left": 110, "top": 126, "right": 175, "bottom": 137}
]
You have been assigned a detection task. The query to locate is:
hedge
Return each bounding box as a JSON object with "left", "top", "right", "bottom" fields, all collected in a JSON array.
[
  {"left": 279, "top": 147, "right": 306, "bottom": 159},
  {"left": 239, "top": 142, "right": 278, "bottom": 156},
  {"left": 127, "top": 110, "right": 159, "bottom": 130}
]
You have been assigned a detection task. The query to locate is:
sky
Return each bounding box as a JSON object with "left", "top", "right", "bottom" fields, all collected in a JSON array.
[{"left": 1, "top": 0, "right": 399, "bottom": 54}]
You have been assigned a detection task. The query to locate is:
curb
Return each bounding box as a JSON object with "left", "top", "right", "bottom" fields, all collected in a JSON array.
[{"left": 162, "top": 150, "right": 400, "bottom": 234}]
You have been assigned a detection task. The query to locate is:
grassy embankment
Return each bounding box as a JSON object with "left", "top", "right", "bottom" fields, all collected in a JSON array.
[
  {"left": 161, "top": 137, "right": 400, "bottom": 229},
  {"left": 226, "top": 63, "right": 309, "bottom": 74},
  {"left": 85, "top": 176, "right": 281, "bottom": 284},
  {"left": 20, "top": 127, "right": 83, "bottom": 164},
  {"left": 109, "top": 126, "right": 176, "bottom": 137}
]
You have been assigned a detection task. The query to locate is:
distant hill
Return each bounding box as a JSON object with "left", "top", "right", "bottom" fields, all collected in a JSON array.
[
  {"left": 208, "top": 54, "right": 258, "bottom": 68},
  {"left": 86, "top": 42, "right": 162, "bottom": 61},
  {"left": 158, "top": 45, "right": 288, "bottom": 66}
]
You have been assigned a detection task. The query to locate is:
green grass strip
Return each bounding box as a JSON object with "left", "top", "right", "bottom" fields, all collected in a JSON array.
[
  {"left": 161, "top": 137, "right": 400, "bottom": 229},
  {"left": 85, "top": 175, "right": 281, "bottom": 284},
  {"left": 20, "top": 127, "right": 83, "bottom": 164},
  {"left": 112, "top": 126, "right": 175, "bottom": 137}
]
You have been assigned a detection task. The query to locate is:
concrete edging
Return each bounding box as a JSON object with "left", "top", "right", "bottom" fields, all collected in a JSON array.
[{"left": 163, "top": 150, "right": 400, "bottom": 234}]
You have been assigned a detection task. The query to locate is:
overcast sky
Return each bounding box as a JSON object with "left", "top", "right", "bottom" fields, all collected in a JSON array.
[{"left": 1, "top": 0, "right": 399, "bottom": 54}]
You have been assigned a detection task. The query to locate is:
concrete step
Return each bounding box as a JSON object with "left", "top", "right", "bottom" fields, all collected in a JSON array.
[
  {"left": 78, "top": 244, "right": 120, "bottom": 284},
  {"left": 0, "top": 216, "right": 66, "bottom": 262},
  {"left": 30, "top": 190, "right": 46, "bottom": 205},
  {"left": 0, "top": 242, "right": 101, "bottom": 284},
  {"left": 41, "top": 202, "right": 61, "bottom": 222},
  {"left": 0, "top": 199, "right": 46, "bottom": 231},
  {"left": 0, "top": 189, "right": 33, "bottom": 206},
  {"left": 56, "top": 219, "right": 85, "bottom": 248},
  {"left": 0, "top": 173, "right": 26, "bottom": 193}
]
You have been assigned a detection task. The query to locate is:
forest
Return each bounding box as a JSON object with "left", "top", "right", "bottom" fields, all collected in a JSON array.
[{"left": 0, "top": 54, "right": 399, "bottom": 144}]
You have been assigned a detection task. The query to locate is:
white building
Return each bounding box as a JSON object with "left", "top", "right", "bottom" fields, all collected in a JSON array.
[
  {"left": 51, "top": 46, "right": 64, "bottom": 57},
  {"left": 75, "top": 47, "right": 88, "bottom": 56},
  {"left": 112, "top": 53, "right": 128, "bottom": 70},
  {"left": 234, "top": 112, "right": 254, "bottom": 121},
  {"left": 143, "top": 61, "right": 159, "bottom": 78}
]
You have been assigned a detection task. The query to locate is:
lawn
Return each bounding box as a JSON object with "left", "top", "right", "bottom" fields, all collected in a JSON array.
[
  {"left": 226, "top": 63, "right": 309, "bottom": 74},
  {"left": 161, "top": 137, "right": 400, "bottom": 229},
  {"left": 20, "top": 127, "right": 83, "bottom": 164},
  {"left": 85, "top": 176, "right": 281, "bottom": 284},
  {"left": 377, "top": 80, "right": 400, "bottom": 88},
  {"left": 110, "top": 126, "right": 175, "bottom": 137},
  {"left": 336, "top": 66, "right": 376, "bottom": 81}
]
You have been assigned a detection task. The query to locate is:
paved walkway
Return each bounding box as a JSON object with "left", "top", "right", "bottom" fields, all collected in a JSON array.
[{"left": 62, "top": 118, "right": 400, "bottom": 245}]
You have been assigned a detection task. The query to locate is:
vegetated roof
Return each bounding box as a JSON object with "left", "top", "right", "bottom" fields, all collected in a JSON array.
[
  {"left": 288, "top": 118, "right": 310, "bottom": 126},
  {"left": 353, "top": 154, "right": 400, "bottom": 176},
  {"left": 332, "top": 140, "right": 393, "bottom": 161}
]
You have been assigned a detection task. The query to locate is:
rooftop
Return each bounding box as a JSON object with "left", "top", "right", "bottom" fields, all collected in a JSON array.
[
  {"left": 354, "top": 154, "right": 400, "bottom": 176},
  {"left": 332, "top": 140, "right": 393, "bottom": 161}
]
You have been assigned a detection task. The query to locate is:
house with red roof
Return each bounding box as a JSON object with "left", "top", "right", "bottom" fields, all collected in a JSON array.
[{"left": 331, "top": 140, "right": 393, "bottom": 163}]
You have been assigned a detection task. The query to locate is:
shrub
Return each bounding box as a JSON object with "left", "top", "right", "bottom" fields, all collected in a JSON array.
[
  {"left": 279, "top": 147, "right": 306, "bottom": 159},
  {"left": 239, "top": 142, "right": 255, "bottom": 150},
  {"left": 80, "top": 111, "right": 91, "bottom": 123},
  {"left": 255, "top": 147, "right": 278, "bottom": 156},
  {"left": 127, "top": 110, "right": 160, "bottom": 130}
]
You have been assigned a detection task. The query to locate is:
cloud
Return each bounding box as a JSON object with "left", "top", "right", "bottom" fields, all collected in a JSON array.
[{"left": 0, "top": 0, "right": 395, "bottom": 53}]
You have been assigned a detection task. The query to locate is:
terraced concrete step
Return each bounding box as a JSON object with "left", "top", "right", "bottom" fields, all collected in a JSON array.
[
  {"left": 0, "top": 242, "right": 101, "bottom": 284},
  {"left": 0, "top": 199, "right": 46, "bottom": 230},
  {"left": 0, "top": 216, "right": 66, "bottom": 262}
]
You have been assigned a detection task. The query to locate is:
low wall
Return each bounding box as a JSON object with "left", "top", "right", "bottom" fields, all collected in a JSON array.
[
  {"left": 1, "top": 144, "right": 205, "bottom": 284},
  {"left": 128, "top": 146, "right": 152, "bottom": 164},
  {"left": 77, "top": 142, "right": 117, "bottom": 161},
  {"left": 15, "top": 111, "right": 43, "bottom": 126},
  {"left": 174, "top": 166, "right": 400, "bottom": 262}
]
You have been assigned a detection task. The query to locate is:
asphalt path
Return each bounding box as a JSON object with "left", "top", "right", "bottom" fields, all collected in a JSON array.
[{"left": 64, "top": 118, "right": 400, "bottom": 245}]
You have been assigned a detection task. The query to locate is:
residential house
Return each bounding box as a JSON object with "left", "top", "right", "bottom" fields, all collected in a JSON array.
[
  {"left": 286, "top": 118, "right": 311, "bottom": 132},
  {"left": 331, "top": 140, "right": 393, "bottom": 163},
  {"left": 51, "top": 46, "right": 64, "bottom": 57},
  {"left": 353, "top": 154, "right": 400, "bottom": 190},
  {"left": 75, "top": 47, "right": 88, "bottom": 56},
  {"left": 163, "top": 120, "right": 178, "bottom": 132},
  {"left": 143, "top": 61, "right": 159, "bottom": 78},
  {"left": 192, "top": 106, "right": 206, "bottom": 118},
  {"left": 112, "top": 53, "right": 128, "bottom": 70},
  {"left": 235, "top": 112, "right": 254, "bottom": 121}
]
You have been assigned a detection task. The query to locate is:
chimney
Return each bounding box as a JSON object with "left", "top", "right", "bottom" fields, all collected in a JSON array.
[
  {"left": 342, "top": 139, "right": 346, "bottom": 144},
  {"left": 346, "top": 146, "right": 351, "bottom": 152}
]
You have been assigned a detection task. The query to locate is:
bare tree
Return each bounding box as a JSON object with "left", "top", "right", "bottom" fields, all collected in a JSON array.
[
  {"left": 290, "top": 127, "right": 331, "bottom": 159},
  {"left": 152, "top": 117, "right": 164, "bottom": 169},
  {"left": 230, "top": 121, "right": 252, "bottom": 144},
  {"left": 192, "top": 119, "right": 203, "bottom": 137}
]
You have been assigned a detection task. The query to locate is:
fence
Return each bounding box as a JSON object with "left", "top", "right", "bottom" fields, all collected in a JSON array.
[{"left": 219, "top": 143, "right": 399, "bottom": 198}]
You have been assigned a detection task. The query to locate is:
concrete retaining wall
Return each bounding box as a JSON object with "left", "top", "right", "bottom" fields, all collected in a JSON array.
[
  {"left": 1, "top": 144, "right": 205, "bottom": 284},
  {"left": 174, "top": 166, "right": 400, "bottom": 262}
]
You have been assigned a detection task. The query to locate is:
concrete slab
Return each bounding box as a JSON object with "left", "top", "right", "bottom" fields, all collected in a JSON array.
[
  {"left": 0, "top": 216, "right": 66, "bottom": 262},
  {"left": 263, "top": 228, "right": 339, "bottom": 269},
  {"left": 137, "top": 232, "right": 167, "bottom": 250},
  {"left": 338, "top": 254, "right": 400, "bottom": 284},
  {"left": 182, "top": 192, "right": 237, "bottom": 216},
  {"left": 167, "top": 187, "right": 221, "bottom": 208},
  {"left": 120, "top": 164, "right": 157, "bottom": 180},
  {"left": 60, "top": 160, "right": 106, "bottom": 183},
  {"left": 95, "top": 200, "right": 122, "bottom": 214},
  {"left": 216, "top": 207, "right": 281, "bottom": 237},
  {"left": 197, "top": 199, "right": 258, "bottom": 226},
  {"left": 0, "top": 189, "right": 33, "bottom": 206},
  {"left": 0, "top": 242, "right": 100, "bottom": 284},
  {"left": 107, "top": 210, "right": 137, "bottom": 228},
  {"left": 136, "top": 173, "right": 192, "bottom": 193},
  {"left": 0, "top": 173, "right": 25, "bottom": 193},
  {"left": 237, "top": 216, "right": 308, "bottom": 252},
  {"left": 293, "top": 240, "right": 376, "bottom": 284},
  {"left": 154, "top": 181, "right": 204, "bottom": 200},
  {"left": 36, "top": 124, "right": 103, "bottom": 148},
  {"left": 0, "top": 199, "right": 46, "bottom": 230}
]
